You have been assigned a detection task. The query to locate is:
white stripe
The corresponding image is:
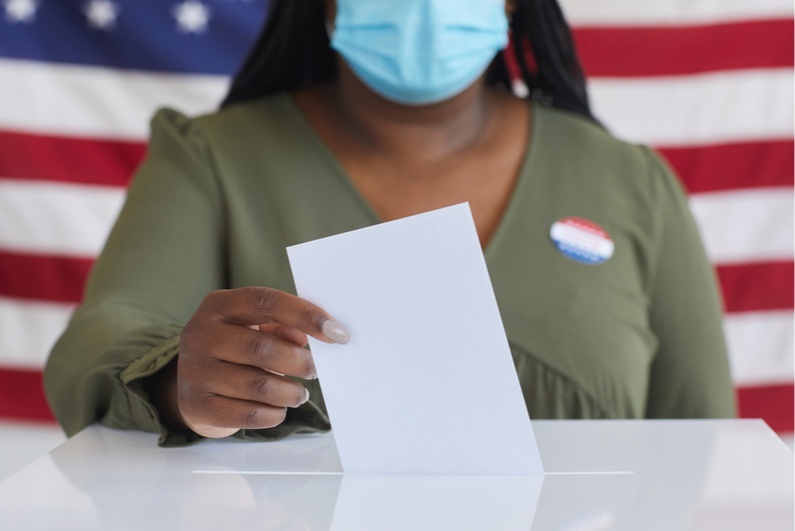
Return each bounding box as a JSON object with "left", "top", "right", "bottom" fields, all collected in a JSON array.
[
  {"left": 560, "top": 0, "right": 793, "bottom": 26},
  {"left": 2, "top": 65, "right": 791, "bottom": 149},
  {"left": 588, "top": 69, "right": 794, "bottom": 146},
  {"left": 0, "top": 58, "right": 228, "bottom": 140},
  {"left": 688, "top": 188, "right": 794, "bottom": 264},
  {"left": 724, "top": 311, "right": 794, "bottom": 386},
  {"left": 0, "top": 298, "right": 74, "bottom": 369},
  {"left": 0, "top": 180, "right": 126, "bottom": 256}
]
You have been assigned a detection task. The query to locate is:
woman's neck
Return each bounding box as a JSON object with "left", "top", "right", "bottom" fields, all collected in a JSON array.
[
  {"left": 292, "top": 59, "right": 530, "bottom": 248},
  {"left": 320, "top": 60, "right": 497, "bottom": 166}
]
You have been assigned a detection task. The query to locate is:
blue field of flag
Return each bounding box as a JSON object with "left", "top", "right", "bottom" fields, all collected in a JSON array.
[{"left": 0, "top": 0, "right": 269, "bottom": 75}]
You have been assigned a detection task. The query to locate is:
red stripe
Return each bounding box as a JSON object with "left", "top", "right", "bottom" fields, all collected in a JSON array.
[
  {"left": 2, "top": 257, "right": 793, "bottom": 317},
  {"left": 503, "top": 34, "right": 538, "bottom": 81},
  {"left": 0, "top": 251, "right": 93, "bottom": 303},
  {"left": 573, "top": 19, "right": 794, "bottom": 77},
  {"left": 737, "top": 383, "right": 794, "bottom": 433},
  {"left": 3, "top": 256, "right": 789, "bottom": 315},
  {"left": 520, "top": 35, "right": 538, "bottom": 74},
  {"left": 0, "top": 368, "right": 57, "bottom": 423},
  {"left": 0, "top": 129, "right": 144, "bottom": 187},
  {"left": 5, "top": 133, "right": 789, "bottom": 195},
  {"left": 717, "top": 262, "right": 794, "bottom": 313},
  {"left": 658, "top": 141, "right": 794, "bottom": 194}
]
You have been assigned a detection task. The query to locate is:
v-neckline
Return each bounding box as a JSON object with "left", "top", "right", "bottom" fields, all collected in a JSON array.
[{"left": 282, "top": 93, "right": 541, "bottom": 261}]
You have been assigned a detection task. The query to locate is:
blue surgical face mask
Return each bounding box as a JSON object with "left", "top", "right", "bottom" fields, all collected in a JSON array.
[{"left": 330, "top": 0, "right": 509, "bottom": 106}]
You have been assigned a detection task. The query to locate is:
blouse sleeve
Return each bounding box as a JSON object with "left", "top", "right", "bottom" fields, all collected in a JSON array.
[
  {"left": 642, "top": 147, "right": 736, "bottom": 418},
  {"left": 43, "top": 108, "right": 329, "bottom": 446}
]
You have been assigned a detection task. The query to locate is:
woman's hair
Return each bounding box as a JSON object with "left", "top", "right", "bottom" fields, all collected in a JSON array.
[{"left": 222, "top": 0, "right": 593, "bottom": 120}]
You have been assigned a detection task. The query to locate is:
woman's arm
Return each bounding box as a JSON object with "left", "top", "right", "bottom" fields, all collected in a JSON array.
[
  {"left": 44, "top": 108, "right": 228, "bottom": 444},
  {"left": 44, "top": 109, "right": 342, "bottom": 445},
  {"left": 642, "top": 147, "right": 736, "bottom": 418}
]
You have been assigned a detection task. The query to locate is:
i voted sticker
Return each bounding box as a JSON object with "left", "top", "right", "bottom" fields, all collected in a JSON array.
[{"left": 550, "top": 217, "right": 614, "bottom": 265}]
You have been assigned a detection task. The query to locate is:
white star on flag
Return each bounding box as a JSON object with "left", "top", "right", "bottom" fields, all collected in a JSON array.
[
  {"left": 4, "top": 0, "right": 38, "bottom": 23},
  {"left": 172, "top": 0, "right": 211, "bottom": 34},
  {"left": 83, "top": 0, "right": 119, "bottom": 31}
]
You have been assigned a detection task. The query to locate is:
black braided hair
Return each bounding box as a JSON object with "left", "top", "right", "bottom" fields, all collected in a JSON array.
[{"left": 222, "top": 0, "right": 594, "bottom": 121}]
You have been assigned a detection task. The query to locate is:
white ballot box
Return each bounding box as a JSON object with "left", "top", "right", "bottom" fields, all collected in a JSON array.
[{"left": 0, "top": 420, "right": 791, "bottom": 531}]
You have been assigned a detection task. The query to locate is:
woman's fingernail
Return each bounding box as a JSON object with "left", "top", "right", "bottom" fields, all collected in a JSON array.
[
  {"left": 322, "top": 319, "right": 350, "bottom": 344},
  {"left": 300, "top": 388, "right": 311, "bottom": 405}
]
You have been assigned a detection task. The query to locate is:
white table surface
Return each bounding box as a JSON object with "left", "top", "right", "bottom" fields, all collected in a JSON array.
[{"left": 0, "top": 420, "right": 791, "bottom": 531}]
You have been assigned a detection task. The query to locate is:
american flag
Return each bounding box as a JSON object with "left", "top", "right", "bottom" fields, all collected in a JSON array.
[{"left": 0, "top": 0, "right": 792, "bottom": 438}]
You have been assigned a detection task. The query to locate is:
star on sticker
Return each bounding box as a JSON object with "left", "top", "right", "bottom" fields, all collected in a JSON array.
[
  {"left": 172, "top": 0, "right": 211, "bottom": 35},
  {"left": 83, "top": 0, "right": 119, "bottom": 31},
  {"left": 4, "top": 0, "right": 39, "bottom": 23}
]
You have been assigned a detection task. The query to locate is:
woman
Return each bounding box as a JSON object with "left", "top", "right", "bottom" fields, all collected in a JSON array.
[{"left": 44, "top": 0, "right": 735, "bottom": 446}]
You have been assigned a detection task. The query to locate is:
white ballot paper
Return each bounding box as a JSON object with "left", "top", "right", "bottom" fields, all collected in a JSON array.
[{"left": 286, "top": 203, "right": 543, "bottom": 475}]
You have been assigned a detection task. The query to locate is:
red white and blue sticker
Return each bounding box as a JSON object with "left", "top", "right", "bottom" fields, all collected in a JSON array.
[{"left": 550, "top": 217, "right": 614, "bottom": 265}]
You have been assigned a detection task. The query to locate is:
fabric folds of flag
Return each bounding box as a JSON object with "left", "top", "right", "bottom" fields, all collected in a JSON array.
[{"left": 0, "top": 0, "right": 792, "bottom": 436}]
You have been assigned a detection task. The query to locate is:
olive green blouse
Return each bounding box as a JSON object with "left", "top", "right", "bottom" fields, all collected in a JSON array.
[{"left": 44, "top": 94, "right": 735, "bottom": 446}]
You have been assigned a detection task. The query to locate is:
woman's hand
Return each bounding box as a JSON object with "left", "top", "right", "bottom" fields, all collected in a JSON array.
[{"left": 173, "top": 287, "right": 349, "bottom": 438}]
